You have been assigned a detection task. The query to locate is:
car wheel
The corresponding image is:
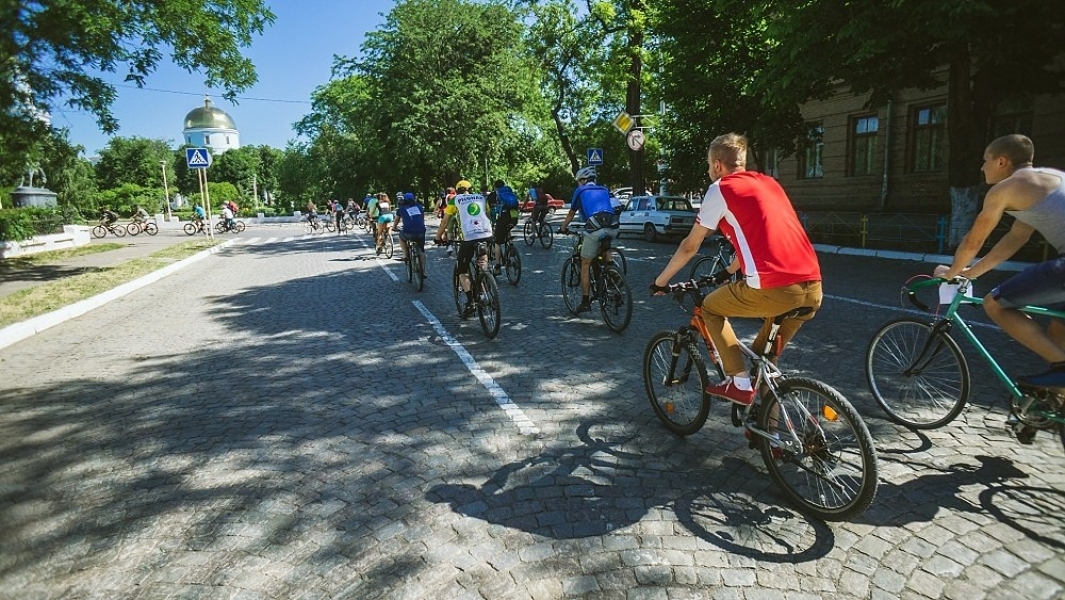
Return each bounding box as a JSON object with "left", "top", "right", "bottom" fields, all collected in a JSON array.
[
  {"left": 548, "top": 207, "right": 557, "bottom": 215},
  {"left": 643, "top": 223, "right": 657, "bottom": 243}
]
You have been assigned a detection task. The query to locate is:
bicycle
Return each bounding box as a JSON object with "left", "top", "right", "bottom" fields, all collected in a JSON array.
[
  {"left": 688, "top": 236, "right": 736, "bottom": 283},
  {"left": 215, "top": 219, "right": 246, "bottom": 234},
  {"left": 495, "top": 235, "right": 522, "bottom": 286},
  {"left": 865, "top": 276, "right": 1065, "bottom": 451},
  {"left": 125, "top": 219, "right": 159, "bottom": 236},
  {"left": 91, "top": 220, "right": 127, "bottom": 238},
  {"left": 644, "top": 274, "right": 879, "bottom": 520},
  {"left": 522, "top": 215, "right": 554, "bottom": 249},
  {"left": 305, "top": 216, "right": 324, "bottom": 234},
  {"left": 182, "top": 219, "right": 209, "bottom": 236},
  {"left": 448, "top": 240, "right": 502, "bottom": 339},
  {"left": 404, "top": 237, "right": 426, "bottom": 291},
  {"left": 376, "top": 226, "right": 395, "bottom": 259},
  {"left": 560, "top": 229, "right": 632, "bottom": 333}
]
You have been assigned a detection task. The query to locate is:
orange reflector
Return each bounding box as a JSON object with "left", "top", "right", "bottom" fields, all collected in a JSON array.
[
  {"left": 665, "top": 402, "right": 675, "bottom": 414},
  {"left": 822, "top": 405, "right": 839, "bottom": 421}
]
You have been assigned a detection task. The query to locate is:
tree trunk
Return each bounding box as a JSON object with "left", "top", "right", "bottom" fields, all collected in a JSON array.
[
  {"left": 553, "top": 108, "right": 579, "bottom": 176},
  {"left": 945, "top": 45, "right": 994, "bottom": 247},
  {"left": 948, "top": 185, "right": 983, "bottom": 247}
]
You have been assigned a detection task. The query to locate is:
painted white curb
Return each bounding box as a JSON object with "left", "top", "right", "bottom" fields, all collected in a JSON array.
[{"left": 0, "top": 239, "right": 236, "bottom": 351}]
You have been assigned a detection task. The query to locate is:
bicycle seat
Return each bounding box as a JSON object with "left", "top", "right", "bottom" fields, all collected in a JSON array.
[{"left": 772, "top": 306, "right": 815, "bottom": 324}]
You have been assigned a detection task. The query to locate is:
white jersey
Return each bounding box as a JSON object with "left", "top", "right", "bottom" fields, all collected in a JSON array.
[{"left": 453, "top": 193, "right": 493, "bottom": 241}]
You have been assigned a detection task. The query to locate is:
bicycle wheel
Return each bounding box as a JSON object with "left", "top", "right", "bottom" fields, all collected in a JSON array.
[
  {"left": 476, "top": 272, "right": 502, "bottom": 339},
  {"left": 504, "top": 244, "right": 521, "bottom": 285},
  {"left": 610, "top": 247, "right": 627, "bottom": 275},
  {"left": 865, "top": 317, "right": 969, "bottom": 429},
  {"left": 758, "top": 377, "right": 879, "bottom": 520},
  {"left": 92, "top": 225, "right": 107, "bottom": 238},
  {"left": 183, "top": 223, "right": 197, "bottom": 236},
  {"left": 234, "top": 221, "right": 246, "bottom": 233},
  {"left": 523, "top": 221, "right": 536, "bottom": 246},
  {"left": 453, "top": 267, "right": 465, "bottom": 318},
  {"left": 145, "top": 223, "right": 159, "bottom": 236},
  {"left": 643, "top": 330, "right": 712, "bottom": 436},
  {"left": 560, "top": 257, "right": 582, "bottom": 315},
  {"left": 384, "top": 233, "right": 395, "bottom": 259},
  {"left": 215, "top": 221, "right": 227, "bottom": 234},
  {"left": 112, "top": 225, "right": 126, "bottom": 238},
  {"left": 539, "top": 222, "right": 554, "bottom": 249},
  {"left": 406, "top": 248, "right": 414, "bottom": 282},
  {"left": 689, "top": 254, "right": 729, "bottom": 283},
  {"left": 125, "top": 222, "right": 140, "bottom": 236},
  {"left": 599, "top": 266, "right": 632, "bottom": 333},
  {"left": 325, "top": 220, "right": 336, "bottom": 233},
  {"left": 412, "top": 249, "right": 425, "bottom": 291}
]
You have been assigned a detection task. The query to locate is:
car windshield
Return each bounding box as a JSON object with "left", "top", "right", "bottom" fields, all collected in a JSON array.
[{"left": 657, "top": 197, "right": 695, "bottom": 212}]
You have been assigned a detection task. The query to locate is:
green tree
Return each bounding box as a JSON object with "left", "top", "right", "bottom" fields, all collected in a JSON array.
[
  {"left": 94, "top": 137, "right": 174, "bottom": 191},
  {"left": 1, "top": 0, "right": 275, "bottom": 164}
]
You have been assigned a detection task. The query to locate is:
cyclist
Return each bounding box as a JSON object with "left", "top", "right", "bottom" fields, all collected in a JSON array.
[
  {"left": 221, "top": 202, "right": 236, "bottom": 231},
  {"left": 99, "top": 206, "right": 119, "bottom": 228},
  {"left": 373, "top": 193, "right": 395, "bottom": 254},
  {"left": 396, "top": 192, "right": 426, "bottom": 267},
  {"left": 491, "top": 179, "right": 521, "bottom": 275},
  {"left": 305, "top": 200, "right": 319, "bottom": 228},
  {"left": 559, "top": 166, "right": 620, "bottom": 313},
  {"left": 133, "top": 205, "right": 150, "bottom": 225},
  {"left": 529, "top": 182, "right": 548, "bottom": 230},
  {"left": 192, "top": 203, "right": 207, "bottom": 232},
  {"left": 650, "top": 133, "right": 821, "bottom": 407},
  {"left": 434, "top": 180, "right": 494, "bottom": 317},
  {"left": 935, "top": 134, "right": 1065, "bottom": 393},
  {"left": 332, "top": 198, "right": 345, "bottom": 234}
]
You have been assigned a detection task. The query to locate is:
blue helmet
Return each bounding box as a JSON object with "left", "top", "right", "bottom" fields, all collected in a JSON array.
[{"left": 402, "top": 192, "right": 415, "bottom": 204}]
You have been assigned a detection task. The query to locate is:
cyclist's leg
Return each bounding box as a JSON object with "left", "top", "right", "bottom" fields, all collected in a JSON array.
[
  {"left": 985, "top": 259, "right": 1065, "bottom": 366},
  {"left": 750, "top": 281, "right": 822, "bottom": 359}
]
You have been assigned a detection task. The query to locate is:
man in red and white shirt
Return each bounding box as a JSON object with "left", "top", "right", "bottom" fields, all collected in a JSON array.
[{"left": 651, "top": 133, "right": 822, "bottom": 406}]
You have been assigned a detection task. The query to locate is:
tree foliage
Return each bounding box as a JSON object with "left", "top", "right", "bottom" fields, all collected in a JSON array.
[{"left": 94, "top": 137, "right": 174, "bottom": 191}]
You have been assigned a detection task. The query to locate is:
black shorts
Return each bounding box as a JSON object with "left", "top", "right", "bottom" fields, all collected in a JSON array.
[
  {"left": 456, "top": 240, "right": 483, "bottom": 275},
  {"left": 493, "top": 209, "right": 518, "bottom": 243}
]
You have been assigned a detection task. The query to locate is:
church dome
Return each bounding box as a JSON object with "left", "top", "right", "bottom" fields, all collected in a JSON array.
[{"left": 183, "top": 97, "right": 236, "bottom": 130}]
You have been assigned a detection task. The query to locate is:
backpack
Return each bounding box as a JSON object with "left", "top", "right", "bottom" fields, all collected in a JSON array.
[
  {"left": 227, "top": 201, "right": 239, "bottom": 213},
  {"left": 497, "top": 186, "right": 519, "bottom": 208}
]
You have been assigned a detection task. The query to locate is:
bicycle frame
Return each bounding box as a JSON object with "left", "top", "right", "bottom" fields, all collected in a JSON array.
[{"left": 918, "top": 278, "right": 1065, "bottom": 401}]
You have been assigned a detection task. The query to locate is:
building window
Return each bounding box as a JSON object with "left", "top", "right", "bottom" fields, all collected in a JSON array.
[
  {"left": 204, "top": 134, "right": 211, "bottom": 145},
  {"left": 848, "top": 114, "right": 879, "bottom": 176},
  {"left": 799, "top": 123, "right": 824, "bottom": 179},
  {"left": 763, "top": 148, "right": 781, "bottom": 178},
  {"left": 909, "top": 104, "right": 946, "bottom": 173}
]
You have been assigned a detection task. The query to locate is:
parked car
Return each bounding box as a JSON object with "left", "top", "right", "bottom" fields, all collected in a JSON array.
[
  {"left": 519, "top": 194, "right": 565, "bottom": 213},
  {"left": 618, "top": 195, "right": 698, "bottom": 242}
]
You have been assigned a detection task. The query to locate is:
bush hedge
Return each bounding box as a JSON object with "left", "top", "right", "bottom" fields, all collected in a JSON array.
[{"left": 0, "top": 207, "right": 68, "bottom": 242}]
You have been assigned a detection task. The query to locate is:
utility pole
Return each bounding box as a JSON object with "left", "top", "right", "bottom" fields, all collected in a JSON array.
[{"left": 160, "top": 160, "right": 172, "bottom": 221}]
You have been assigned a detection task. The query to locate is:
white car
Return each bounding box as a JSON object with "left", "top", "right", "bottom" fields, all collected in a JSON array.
[{"left": 618, "top": 195, "right": 698, "bottom": 242}]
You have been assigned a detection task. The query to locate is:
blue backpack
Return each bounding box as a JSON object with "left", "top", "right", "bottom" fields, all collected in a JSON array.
[{"left": 497, "top": 186, "right": 519, "bottom": 208}]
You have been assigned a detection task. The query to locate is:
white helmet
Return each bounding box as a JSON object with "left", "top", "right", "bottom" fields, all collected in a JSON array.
[{"left": 575, "top": 166, "right": 597, "bottom": 182}]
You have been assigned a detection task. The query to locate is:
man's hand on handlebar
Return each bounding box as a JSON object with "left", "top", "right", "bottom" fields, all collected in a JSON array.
[{"left": 649, "top": 282, "right": 670, "bottom": 296}]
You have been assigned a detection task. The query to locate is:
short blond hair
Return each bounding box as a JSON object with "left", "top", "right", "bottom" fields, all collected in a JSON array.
[
  {"left": 708, "top": 133, "right": 748, "bottom": 169},
  {"left": 986, "top": 134, "right": 1034, "bottom": 167}
]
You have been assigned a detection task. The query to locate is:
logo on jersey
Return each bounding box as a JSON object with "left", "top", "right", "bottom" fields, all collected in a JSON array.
[{"left": 466, "top": 203, "right": 482, "bottom": 216}]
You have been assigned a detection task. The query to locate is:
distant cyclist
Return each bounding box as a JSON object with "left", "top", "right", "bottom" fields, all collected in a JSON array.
[
  {"left": 396, "top": 192, "right": 426, "bottom": 266},
  {"left": 491, "top": 179, "right": 521, "bottom": 275},
  {"left": 529, "top": 182, "right": 548, "bottom": 227},
  {"left": 373, "top": 193, "right": 394, "bottom": 254},
  {"left": 133, "top": 205, "right": 149, "bottom": 224},
  {"left": 560, "top": 166, "right": 620, "bottom": 313},
  {"left": 99, "top": 206, "right": 119, "bottom": 227},
  {"left": 435, "top": 180, "right": 494, "bottom": 317},
  {"left": 333, "top": 198, "right": 345, "bottom": 234},
  {"left": 305, "top": 200, "right": 319, "bottom": 227}
]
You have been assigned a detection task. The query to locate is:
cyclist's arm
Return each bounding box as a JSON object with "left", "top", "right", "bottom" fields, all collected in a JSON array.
[
  {"left": 938, "top": 187, "right": 1013, "bottom": 279},
  {"left": 963, "top": 219, "right": 1035, "bottom": 279},
  {"left": 653, "top": 224, "right": 712, "bottom": 288}
]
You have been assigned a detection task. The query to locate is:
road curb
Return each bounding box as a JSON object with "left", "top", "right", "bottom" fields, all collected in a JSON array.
[
  {"left": 812, "top": 243, "right": 1032, "bottom": 272},
  {"left": 0, "top": 240, "right": 236, "bottom": 351}
]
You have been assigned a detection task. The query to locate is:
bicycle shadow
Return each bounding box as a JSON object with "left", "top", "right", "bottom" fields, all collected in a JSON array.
[{"left": 428, "top": 421, "right": 835, "bottom": 562}]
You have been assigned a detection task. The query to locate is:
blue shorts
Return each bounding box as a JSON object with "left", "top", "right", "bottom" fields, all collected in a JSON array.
[
  {"left": 377, "top": 214, "right": 394, "bottom": 224},
  {"left": 991, "top": 257, "right": 1065, "bottom": 310}
]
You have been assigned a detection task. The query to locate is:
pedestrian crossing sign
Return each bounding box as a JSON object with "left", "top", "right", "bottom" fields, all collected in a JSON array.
[
  {"left": 587, "top": 148, "right": 604, "bottom": 165},
  {"left": 186, "top": 148, "right": 212, "bottom": 169}
]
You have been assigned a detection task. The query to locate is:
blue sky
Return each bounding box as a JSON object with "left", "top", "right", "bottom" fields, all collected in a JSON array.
[{"left": 56, "top": 1, "right": 397, "bottom": 156}]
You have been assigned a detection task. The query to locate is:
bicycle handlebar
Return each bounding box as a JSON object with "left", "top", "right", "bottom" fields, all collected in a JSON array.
[{"left": 902, "top": 276, "right": 970, "bottom": 312}]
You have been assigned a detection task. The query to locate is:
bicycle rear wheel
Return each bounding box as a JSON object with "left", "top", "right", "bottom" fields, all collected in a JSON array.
[
  {"left": 476, "top": 272, "right": 501, "bottom": 339},
  {"left": 92, "top": 225, "right": 107, "bottom": 238},
  {"left": 126, "top": 222, "right": 141, "bottom": 236},
  {"left": 384, "top": 233, "right": 395, "bottom": 258},
  {"left": 453, "top": 267, "right": 464, "bottom": 317},
  {"left": 689, "top": 254, "right": 730, "bottom": 283},
  {"left": 523, "top": 220, "right": 536, "bottom": 246},
  {"left": 183, "top": 223, "right": 197, "bottom": 236},
  {"left": 599, "top": 266, "right": 632, "bottom": 333},
  {"left": 610, "top": 247, "right": 627, "bottom": 275},
  {"left": 412, "top": 249, "right": 425, "bottom": 291},
  {"left": 865, "top": 317, "right": 969, "bottom": 429},
  {"left": 643, "top": 330, "right": 712, "bottom": 436},
  {"left": 759, "top": 377, "right": 879, "bottom": 520},
  {"left": 504, "top": 244, "right": 521, "bottom": 285},
  {"left": 539, "top": 222, "right": 554, "bottom": 249},
  {"left": 560, "top": 257, "right": 582, "bottom": 315}
]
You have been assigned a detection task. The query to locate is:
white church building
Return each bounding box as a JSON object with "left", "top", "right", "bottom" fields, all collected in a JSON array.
[{"left": 182, "top": 96, "right": 239, "bottom": 154}]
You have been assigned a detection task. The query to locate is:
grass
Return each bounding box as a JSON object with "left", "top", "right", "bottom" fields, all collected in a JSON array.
[{"left": 0, "top": 239, "right": 222, "bottom": 329}]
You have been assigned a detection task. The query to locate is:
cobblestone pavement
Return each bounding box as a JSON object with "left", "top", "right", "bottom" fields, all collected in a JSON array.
[{"left": 1, "top": 221, "right": 1062, "bottom": 599}]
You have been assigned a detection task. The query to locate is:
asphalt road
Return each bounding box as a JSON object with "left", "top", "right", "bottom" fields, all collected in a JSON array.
[{"left": 0, "top": 219, "right": 1062, "bottom": 599}]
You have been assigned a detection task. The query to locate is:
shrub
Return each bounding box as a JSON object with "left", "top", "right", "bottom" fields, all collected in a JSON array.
[{"left": 0, "top": 207, "right": 64, "bottom": 242}]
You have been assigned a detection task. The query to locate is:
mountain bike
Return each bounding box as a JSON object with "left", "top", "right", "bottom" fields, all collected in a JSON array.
[
  {"left": 449, "top": 240, "right": 502, "bottom": 339},
  {"left": 522, "top": 215, "right": 554, "bottom": 248},
  {"left": 644, "top": 274, "right": 879, "bottom": 520},
  {"left": 183, "top": 219, "right": 209, "bottom": 235},
  {"left": 405, "top": 238, "right": 426, "bottom": 291},
  {"left": 865, "top": 276, "right": 1065, "bottom": 451},
  {"left": 215, "top": 219, "right": 246, "bottom": 234},
  {"left": 125, "top": 219, "right": 159, "bottom": 236},
  {"left": 305, "top": 216, "right": 324, "bottom": 234},
  {"left": 561, "top": 229, "right": 632, "bottom": 333},
  {"left": 688, "top": 236, "right": 736, "bottom": 282},
  {"left": 495, "top": 235, "right": 522, "bottom": 285},
  {"left": 91, "top": 220, "right": 127, "bottom": 238},
  {"left": 376, "top": 226, "right": 395, "bottom": 259}
]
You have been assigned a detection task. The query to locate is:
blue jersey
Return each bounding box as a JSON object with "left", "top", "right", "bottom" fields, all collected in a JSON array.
[
  {"left": 396, "top": 203, "right": 426, "bottom": 235},
  {"left": 571, "top": 183, "right": 613, "bottom": 220}
]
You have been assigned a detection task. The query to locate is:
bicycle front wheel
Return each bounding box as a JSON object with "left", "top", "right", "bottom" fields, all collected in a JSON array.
[
  {"left": 865, "top": 317, "right": 969, "bottom": 429},
  {"left": 539, "top": 222, "right": 554, "bottom": 249},
  {"left": 523, "top": 221, "right": 536, "bottom": 246},
  {"left": 642, "top": 330, "right": 712, "bottom": 436},
  {"left": 560, "top": 257, "right": 582, "bottom": 315},
  {"left": 145, "top": 222, "right": 159, "bottom": 236},
  {"left": 599, "top": 266, "right": 632, "bottom": 333},
  {"left": 504, "top": 244, "right": 521, "bottom": 285},
  {"left": 476, "top": 272, "right": 501, "bottom": 339},
  {"left": 759, "top": 377, "right": 879, "bottom": 520},
  {"left": 234, "top": 221, "right": 246, "bottom": 233},
  {"left": 112, "top": 225, "right": 126, "bottom": 238}
]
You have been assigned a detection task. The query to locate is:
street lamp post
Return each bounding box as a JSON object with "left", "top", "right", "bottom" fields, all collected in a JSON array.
[{"left": 160, "top": 160, "right": 172, "bottom": 221}]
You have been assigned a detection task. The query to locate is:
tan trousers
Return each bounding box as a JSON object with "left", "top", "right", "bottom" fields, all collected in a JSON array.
[{"left": 701, "top": 280, "right": 823, "bottom": 377}]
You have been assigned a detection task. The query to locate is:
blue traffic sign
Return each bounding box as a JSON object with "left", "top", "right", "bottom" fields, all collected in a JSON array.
[
  {"left": 186, "top": 148, "right": 212, "bottom": 169},
  {"left": 587, "top": 148, "right": 604, "bottom": 166}
]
